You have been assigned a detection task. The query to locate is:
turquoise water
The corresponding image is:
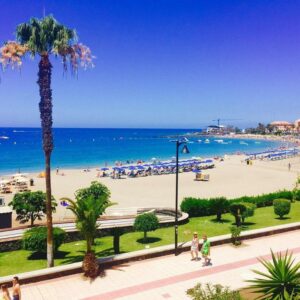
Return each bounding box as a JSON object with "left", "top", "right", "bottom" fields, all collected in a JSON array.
[{"left": 0, "top": 128, "right": 282, "bottom": 174}]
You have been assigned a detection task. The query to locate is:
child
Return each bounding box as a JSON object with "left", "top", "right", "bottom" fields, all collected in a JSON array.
[
  {"left": 201, "top": 234, "right": 211, "bottom": 266},
  {"left": 1, "top": 284, "right": 11, "bottom": 300},
  {"left": 190, "top": 232, "right": 199, "bottom": 261}
]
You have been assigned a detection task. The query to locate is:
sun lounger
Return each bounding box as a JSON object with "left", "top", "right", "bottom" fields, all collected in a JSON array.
[{"left": 195, "top": 173, "right": 210, "bottom": 181}]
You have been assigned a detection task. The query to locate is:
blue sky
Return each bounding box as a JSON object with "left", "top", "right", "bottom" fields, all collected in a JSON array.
[{"left": 0, "top": 0, "right": 299, "bottom": 128}]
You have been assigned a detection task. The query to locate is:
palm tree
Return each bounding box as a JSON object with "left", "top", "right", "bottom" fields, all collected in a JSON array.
[
  {"left": 247, "top": 250, "right": 300, "bottom": 299},
  {"left": 62, "top": 181, "right": 115, "bottom": 277},
  {"left": 0, "top": 16, "right": 93, "bottom": 267}
]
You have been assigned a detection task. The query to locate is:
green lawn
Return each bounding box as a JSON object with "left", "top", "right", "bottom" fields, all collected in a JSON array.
[{"left": 1, "top": 202, "right": 300, "bottom": 277}]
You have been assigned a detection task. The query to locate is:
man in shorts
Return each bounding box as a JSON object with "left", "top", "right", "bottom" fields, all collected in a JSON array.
[
  {"left": 12, "top": 276, "right": 21, "bottom": 300},
  {"left": 201, "top": 234, "right": 211, "bottom": 266}
]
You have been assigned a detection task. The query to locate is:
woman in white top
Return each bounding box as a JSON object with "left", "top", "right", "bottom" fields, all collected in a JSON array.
[{"left": 190, "top": 232, "right": 199, "bottom": 261}]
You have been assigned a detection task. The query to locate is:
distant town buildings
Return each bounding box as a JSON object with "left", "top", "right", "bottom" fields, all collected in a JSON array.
[
  {"left": 206, "top": 125, "right": 225, "bottom": 134},
  {"left": 270, "top": 119, "right": 300, "bottom": 134},
  {"left": 295, "top": 119, "right": 300, "bottom": 131},
  {"left": 205, "top": 119, "right": 300, "bottom": 135}
]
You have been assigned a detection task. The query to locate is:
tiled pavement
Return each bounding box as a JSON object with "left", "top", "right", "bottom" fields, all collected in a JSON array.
[{"left": 13, "top": 230, "right": 300, "bottom": 299}]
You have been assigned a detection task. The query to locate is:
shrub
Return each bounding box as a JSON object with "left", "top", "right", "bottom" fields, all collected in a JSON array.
[
  {"left": 180, "top": 198, "right": 211, "bottom": 217},
  {"left": 230, "top": 226, "right": 242, "bottom": 246},
  {"left": 23, "top": 226, "right": 66, "bottom": 253},
  {"left": 273, "top": 199, "right": 291, "bottom": 219},
  {"left": 187, "top": 283, "right": 243, "bottom": 300},
  {"left": 134, "top": 212, "right": 159, "bottom": 242},
  {"left": 229, "top": 203, "right": 247, "bottom": 227},
  {"left": 209, "top": 197, "right": 229, "bottom": 222},
  {"left": 180, "top": 190, "right": 298, "bottom": 218},
  {"left": 232, "top": 190, "right": 294, "bottom": 208},
  {"left": 241, "top": 202, "right": 256, "bottom": 223}
]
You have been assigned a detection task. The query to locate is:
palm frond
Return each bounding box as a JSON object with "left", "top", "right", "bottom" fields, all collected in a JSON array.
[
  {"left": 247, "top": 250, "right": 300, "bottom": 299},
  {"left": 2, "top": 15, "right": 93, "bottom": 72}
]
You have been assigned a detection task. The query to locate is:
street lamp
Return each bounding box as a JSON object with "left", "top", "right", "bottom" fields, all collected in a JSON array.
[{"left": 172, "top": 138, "right": 190, "bottom": 256}]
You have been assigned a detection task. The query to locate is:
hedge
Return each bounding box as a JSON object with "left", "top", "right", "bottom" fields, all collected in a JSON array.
[
  {"left": 180, "top": 190, "right": 298, "bottom": 217},
  {"left": 23, "top": 226, "right": 66, "bottom": 253}
]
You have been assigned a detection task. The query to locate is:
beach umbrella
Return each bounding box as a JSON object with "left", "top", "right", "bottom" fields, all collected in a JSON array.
[
  {"left": 128, "top": 166, "right": 136, "bottom": 170},
  {"left": 192, "top": 169, "right": 201, "bottom": 173},
  {"left": 60, "top": 200, "right": 69, "bottom": 207},
  {"left": 101, "top": 167, "right": 109, "bottom": 171},
  {"left": 205, "top": 159, "right": 213, "bottom": 163},
  {"left": 137, "top": 165, "right": 145, "bottom": 169}
]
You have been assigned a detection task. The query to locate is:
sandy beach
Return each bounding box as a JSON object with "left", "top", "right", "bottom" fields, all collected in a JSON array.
[{"left": 1, "top": 153, "right": 299, "bottom": 227}]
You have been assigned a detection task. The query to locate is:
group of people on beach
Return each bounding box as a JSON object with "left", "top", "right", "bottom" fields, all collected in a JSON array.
[
  {"left": 190, "top": 233, "right": 211, "bottom": 266},
  {"left": 1, "top": 277, "right": 21, "bottom": 300}
]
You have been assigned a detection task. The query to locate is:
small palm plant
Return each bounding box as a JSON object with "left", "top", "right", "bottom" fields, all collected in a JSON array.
[
  {"left": 247, "top": 250, "right": 300, "bottom": 299},
  {"left": 62, "top": 182, "right": 115, "bottom": 278}
]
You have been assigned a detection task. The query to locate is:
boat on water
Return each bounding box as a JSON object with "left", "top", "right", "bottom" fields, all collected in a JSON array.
[
  {"left": 214, "top": 139, "right": 224, "bottom": 143},
  {"left": 0, "top": 136, "right": 9, "bottom": 139},
  {"left": 240, "top": 141, "right": 249, "bottom": 145},
  {"left": 197, "top": 139, "right": 202, "bottom": 143},
  {"left": 204, "top": 139, "right": 210, "bottom": 144}
]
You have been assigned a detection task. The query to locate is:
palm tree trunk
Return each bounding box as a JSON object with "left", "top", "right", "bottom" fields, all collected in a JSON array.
[
  {"left": 38, "top": 54, "right": 54, "bottom": 268},
  {"left": 87, "top": 237, "right": 92, "bottom": 253}
]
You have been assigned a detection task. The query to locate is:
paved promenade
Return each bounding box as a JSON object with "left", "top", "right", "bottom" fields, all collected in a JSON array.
[{"left": 12, "top": 230, "right": 300, "bottom": 299}]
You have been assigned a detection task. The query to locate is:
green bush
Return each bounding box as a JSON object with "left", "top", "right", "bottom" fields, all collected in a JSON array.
[
  {"left": 232, "top": 190, "right": 294, "bottom": 207},
  {"left": 293, "top": 188, "right": 300, "bottom": 202},
  {"left": 187, "top": 283, "right": 243, "bottom": 299},
  {"left": 134, "top": 212, "right": 159, "bottom": 241},
  {"left": 241, "top": 202, "right": 256, "bottom": 223},
  {"left": 230, "top": 226, "right": 242, "bottom": 246},
  {"left": 229, "top": 203, "right": 247, "bottom": 227},
  {"left": 273, "top": 199, "right": 291, "bottom": 219},
  {"left": 180, "top": 198, "right": 211, "bottom": 217},
  {"left": 180, "top": 190, "right": 298, "bottom": 218},
  {"left": 23, "top": 226, "right": 66, "bottom": 253},
  {"left": 209, "top": 197, "right": 229, "bottom": 222}
]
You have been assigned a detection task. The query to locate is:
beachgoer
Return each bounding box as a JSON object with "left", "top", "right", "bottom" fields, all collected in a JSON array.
[
  {"left": 190, "top": 232, "right": 199, "bottom": 261},
  {"left": 1, "top": 285, "right": 11, "bottom": 300},
  {"left": 288, "top": 162, "right": 291, "bottom": 171},
  {"left": 12, "top": 277, "right": 21, "bottom": 300},
  {"left": 56, "top": 167, "right": 59, "bottom": 175},
  {"left": 201, "top": 234, "right": 211, "bottom": 266}
]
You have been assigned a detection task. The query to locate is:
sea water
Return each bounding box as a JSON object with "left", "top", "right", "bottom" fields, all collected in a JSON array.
[{"left": 0, "top": 128, "right": 282, "bottom": 174}]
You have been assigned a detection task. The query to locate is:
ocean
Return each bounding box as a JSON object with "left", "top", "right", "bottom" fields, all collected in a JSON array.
[{"left": 0, "top": 128, "right": 283, "bottom": 175}]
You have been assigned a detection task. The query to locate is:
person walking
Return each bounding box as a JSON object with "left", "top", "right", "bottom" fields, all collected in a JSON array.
[
  {"left": 288, "top": 162, "right": 291, "bottom": 171},
  {"left": 190, "top": 232, "right": 199, "bottom": 261},
  {"left": 12, "top": 277, "right": 21, "bottom": 300},
  {"left": 201, "top": 234, "right": 211, "bottom": 266},
  {"left": 1, "top": 285, "right": 11, "bottom": 300}
]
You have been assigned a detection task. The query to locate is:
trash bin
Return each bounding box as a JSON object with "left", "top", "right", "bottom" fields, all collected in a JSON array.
[{"left": 30, "top": 178, "right": 34, "bottom": 186}]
